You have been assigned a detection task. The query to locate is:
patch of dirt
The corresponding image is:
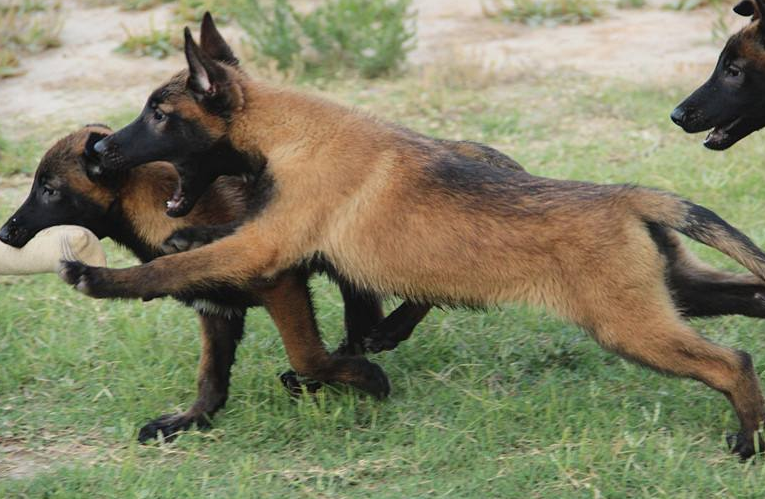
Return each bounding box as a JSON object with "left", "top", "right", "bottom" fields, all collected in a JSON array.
[
  {"left": 411, "top": 0, "right": 743, "bottom": 85},
  {"left": 0, "top": 0, "right": 746, "bottom": 136},
  {"left": 0, "top": 0, "right": 184, "bottom": 137},
  {"left": 0, "top": 437, "right": 100, "bottom": 480}
]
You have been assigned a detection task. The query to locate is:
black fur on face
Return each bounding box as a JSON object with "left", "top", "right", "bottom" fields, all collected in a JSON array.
[
  {"left": 92, "top": 12, "right": 253, "bottom": 217},
  {"left": 0, "top": 131, "right": 118, "bottom": 248},
  {"left": 671, "top": 13, "right": 765, "bottom": 150}
]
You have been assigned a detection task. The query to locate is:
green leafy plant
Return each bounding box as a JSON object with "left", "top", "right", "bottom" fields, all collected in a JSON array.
[
  {"left": 175, "top": 0, "right": 232, "bottom": 22},
  {"left": 236, "top": 0, "right": 417, "bottom": 78},
  {"left": 83, "top": 0, "right": 173, "bottom": 11},
  {"left": 237, "top": 0, "right": 303, "bottom": 72},
  {"left": 484, "top": 0, "right": 603, "bottom": 26},
  {"left": 116, "top": 22, "right": 182, "bottom": 59},
  {"left": 616, "top": 0, "right": 646, "bottom": 9}
]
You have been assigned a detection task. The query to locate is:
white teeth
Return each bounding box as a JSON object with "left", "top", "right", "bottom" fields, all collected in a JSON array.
[{"left": 166, "top": 200, "right": 173, "bottom": 208}]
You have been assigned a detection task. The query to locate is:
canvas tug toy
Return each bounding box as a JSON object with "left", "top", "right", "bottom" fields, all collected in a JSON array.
[{"left": 0, "top": 225, "right": 106, "bottom": 275}]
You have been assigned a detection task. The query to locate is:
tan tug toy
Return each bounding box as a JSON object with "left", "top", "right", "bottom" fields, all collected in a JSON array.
[{"left": 0, "top": 225, "right": 106, "bottom": 275}]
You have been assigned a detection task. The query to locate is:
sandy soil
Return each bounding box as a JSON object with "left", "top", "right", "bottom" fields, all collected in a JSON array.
[
  {"left": 411, "top": 0, "right": 745, "bottom": 84},
  {"left": 0, "top": 1, "right": 745, "bottom": 136}
]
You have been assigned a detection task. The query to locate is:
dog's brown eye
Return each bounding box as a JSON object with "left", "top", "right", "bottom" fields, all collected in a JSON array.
[
  {"left": 153, "top": 109, "right": 166, "bottom": 121},
  {"left": 727, "top": 66, "right": 741, "bottom": 77},
  {"left": 42, "top": 185, "right": 57, "bottom": 197}
]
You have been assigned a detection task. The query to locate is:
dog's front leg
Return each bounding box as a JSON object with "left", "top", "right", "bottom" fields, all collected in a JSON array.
[{"left": 59, "top": 225, "right": 287, "bottom": 300}]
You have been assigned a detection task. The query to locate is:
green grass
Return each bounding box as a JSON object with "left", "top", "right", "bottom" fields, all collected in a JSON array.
[
  {"left": 0, "top": 134, "right": 45, "bottom": 176},
  {"left": 83, "top": 0, "right": 174, "bottom": 11},
  {"left": 485, "top": 0, "right": 604, "bottom": 26},
  {"left": 3, "top": 73, "right": 765, "bottom": 497},
  {"left": 116, "top": 22, "right": 182, "bottom": 59},
  {"left": 235, "top": 0, "right": 416, "bottom": 79}
]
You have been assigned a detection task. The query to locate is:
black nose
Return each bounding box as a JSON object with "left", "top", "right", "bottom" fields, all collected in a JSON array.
[
  {"left": 94, "top": 138, "right": 107, "bottom": 154},
  {"left": 0, "top": 222, "right": 15, "bottom": 245},
  {"left": 670, "top": 106, "right": 686, "bottom": 126}
]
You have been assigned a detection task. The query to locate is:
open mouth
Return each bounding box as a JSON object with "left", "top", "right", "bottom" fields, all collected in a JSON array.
[
  {"left": 165, "top": 182, "right": 189, "bottom": 217},
  {"left": 703, "top": 116, "right": 743, "bottom": 150}
]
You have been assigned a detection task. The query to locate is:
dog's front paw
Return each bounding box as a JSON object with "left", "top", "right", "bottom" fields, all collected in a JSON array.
[
  {"left": 279, "top": 370, "right": 323, "bottom": 397},
  {"left": 58, "top": 261, "right": 162, "bottom": 300},
  {"left": 727, "top": 430, "right": 765, "bottom": 461},
  {"left": 138, "top": 413, "right": 211, "bottom": 443},
  {"left": 363, "top": 330, "right": 402, "bottom": 354},
  {"left": 58, "top": 260, "right": 104, "bottom": 297}
]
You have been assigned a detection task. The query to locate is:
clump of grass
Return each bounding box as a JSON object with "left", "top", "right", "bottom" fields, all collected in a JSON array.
[
  {"left": 175, "top": 0, "right": 232, "bottom": 22},
  {"left": 115, "top": 22, "right": 182, "bottom": 59},
  {"left": 235, "top": 0, "right": 417, "bottom": 79},
  {"left": 484, "top": 0, "right": 603, "bottom": 26},
  {"left": 83, "top": 0, "right": 173, "bottom": 11},
  {"left": 0, "top": 134, "right": 43, "bottom": 176},
  {"left": 0, "top": 0, "right": 63, "bottom": 78},
  {"left": 663, "top": 0, "right": 712, "bottom": 9},
  {"left": 616, "top": 0, "right": 646, "bottom": 9}
]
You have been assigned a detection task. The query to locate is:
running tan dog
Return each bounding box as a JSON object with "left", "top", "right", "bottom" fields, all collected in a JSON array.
[
  {"left": 65, "top": 14, "right": 765, "bottom": 458},
  {"left": 0, "top": 225, "right": 105, "bottom": 274}
]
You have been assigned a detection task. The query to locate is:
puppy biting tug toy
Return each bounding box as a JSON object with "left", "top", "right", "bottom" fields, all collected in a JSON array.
[{"left": 0, "top": 225, "right": 106, "bottom": 275}]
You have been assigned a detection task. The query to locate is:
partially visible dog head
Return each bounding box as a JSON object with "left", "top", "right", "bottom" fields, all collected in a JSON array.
[
  {"left": 671, "top": 0, "right": 765, "bottom": 150},
  {"left": 94, "top": 12, "right": 250, "bottom": 217},
  {"left": 0, "top": 125, "right": 121, "bottom": 248}
]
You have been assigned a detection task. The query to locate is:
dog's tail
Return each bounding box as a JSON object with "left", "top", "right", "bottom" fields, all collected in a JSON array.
[{"left": 626, "top": 188, "right": 765, "bottom": 281}]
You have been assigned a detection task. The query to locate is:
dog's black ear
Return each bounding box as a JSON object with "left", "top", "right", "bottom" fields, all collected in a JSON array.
[
  {"left": 200, "top": 12, "right": 238, "bottom": 66},
  {"left": 83, "top": 131, "right": 108, "bottom": 171},
  {"left": 184, "top": 27, "right": 228, "bottom": 100}
]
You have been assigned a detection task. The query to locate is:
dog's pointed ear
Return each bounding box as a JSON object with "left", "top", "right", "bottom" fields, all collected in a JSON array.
[
  {"left": 82, "top": 131, "right": 109, "bottom": 179},
  {"left": 200, "top": 12, "right": 238, "bottom": 66},
  {"left": 185, "top": 27, "right": 223, "bottom": 98},
  {"left": 734, "top": 0, "right": 762, "bottom": 19}
]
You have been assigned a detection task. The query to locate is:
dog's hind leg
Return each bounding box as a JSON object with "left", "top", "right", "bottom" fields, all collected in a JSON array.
[
  {"left": 656, "top": 229, "right": 765, "bottom": 318},
  {"left": 262, "top": 271, "right": 390, "bottom": 399},
  {"left": 335, "top": 283, "right": 384, "bottom": 356},
  {"left": 589, "top": 289, "right": 765, "bottom": 459},
  {"left": 364, "top": 302, "right": 432, "bottom": 353},
  {"left": 138, "top": 311, "right": 245, "bottom": 443},
  {"left": 669, "top": 268, "right": 765, "bottom": 318}
]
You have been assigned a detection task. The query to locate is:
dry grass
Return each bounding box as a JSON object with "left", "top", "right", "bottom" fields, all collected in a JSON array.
[{"left": 0, "top": 0, "right": 63, "bottom": 78}]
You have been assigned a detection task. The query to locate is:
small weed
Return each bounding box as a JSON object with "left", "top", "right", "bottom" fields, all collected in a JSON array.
[
  {"left": 115, "top": 22, "right": 182, "bottom": 59},
  {"left": 83, "top": 0, "right": 173, "bottom": 11},
  {"left": 616, "top": 0, "right": 646, "bottom": 8},
  {"left": 235, "top": 0, "right": 417, "bottom": 78},
  {"left": 175, "top": 0, "right": 231, "bottom": 22},
  {"left": 237, "top": 0, "right": 303, "bottom": 72},
  {"left": 0, "top": 0, "right": 63, "bottom": 78},
  {"left": 664, "top": 0, "right": 709, "bottom": 9},
  {"left": 484, "top": 0, "right": 604, "bottom": 26}
]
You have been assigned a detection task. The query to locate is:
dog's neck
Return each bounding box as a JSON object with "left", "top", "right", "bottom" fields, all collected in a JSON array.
[
  {"left": 106, "top": 163, "right": 189, "bottom": 260},
  {"left": 227, "top": 79, "right": 382, "bottom": 161}
]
